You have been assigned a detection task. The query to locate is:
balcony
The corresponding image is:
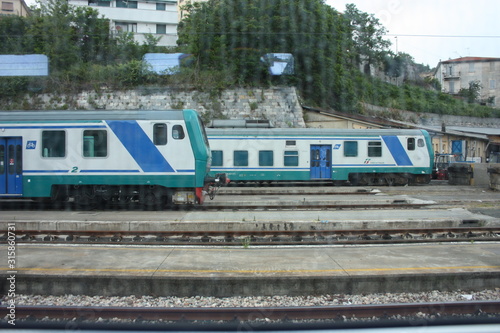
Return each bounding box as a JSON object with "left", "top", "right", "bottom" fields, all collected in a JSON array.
[{"left": 443, "top": 71, "right": 461, "bottom": 80}]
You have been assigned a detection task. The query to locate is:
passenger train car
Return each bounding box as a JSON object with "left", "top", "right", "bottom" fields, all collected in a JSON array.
[
  {"left": 207, "top": 128, "right": 434, "bottom": 186},
  {"left": 0, "top": 110, "right": 223, "bottom": 208}
]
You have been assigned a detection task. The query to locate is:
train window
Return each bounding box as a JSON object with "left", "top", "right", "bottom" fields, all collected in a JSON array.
[
  {"left": 212, "top": 150, "right": 223, "bottom": 167},
  {"left": 368, "top": 141, "right": 382, "bottom": 157},
  {"left": 153, "top": 123, "right": 168, "bottom": 145},
  {"left": 41, "top": 131, "right": 66, "bottom": 158},
  {"left": 418, "top": 138, "right": 425, "bottom": 147},
  {"left": 286, "top": 140, "right": 296, "bottom": 146},
  {"left": 259, "top": 150, "right": 274, "bottom": 166},
  {"left": 83, "top": 130, "right": 108, "bottom": 157},
  {"left": 284, "top": 151, "right": 299, "bottom": 166},
  {"left": 344, "top": 141, "right": 358, "bottom": 157},
  {"left": 234, "top": 150, "right": 248, "bottom": 166},
  {"left": 172, "top": 125, "right": 185, "bottom": 139},
  {"left": 8, "top": 145, "right": 15, "bottom": 174},
  {"left": 407, "top": 138, "right": 416, "bottom": 151}
]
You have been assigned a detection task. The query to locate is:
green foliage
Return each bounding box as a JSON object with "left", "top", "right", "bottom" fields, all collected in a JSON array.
[
  {"left": 344, "top": 3, "right": 391, "bottom": 71},
  {"left": 458, "top": 80, "right": 482, "bottom": 104},
  {"left": 178, "top": 0, "right": 358, "bottom": 111}
]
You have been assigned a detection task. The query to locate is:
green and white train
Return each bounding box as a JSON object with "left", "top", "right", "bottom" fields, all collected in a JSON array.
[
  {"left": 207, "top": 128, "right": 434, "bottom": 186},
  {"left": 0, "top": 110, "right": 224, "bottom": 208}
]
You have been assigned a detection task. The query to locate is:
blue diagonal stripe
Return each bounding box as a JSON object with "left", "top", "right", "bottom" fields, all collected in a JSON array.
[
  {"left": 382, "top": 136, "right": 413, "bottom": 166},
  {"left": 106, "top": 120, "right": 174, "bottom": 173}
]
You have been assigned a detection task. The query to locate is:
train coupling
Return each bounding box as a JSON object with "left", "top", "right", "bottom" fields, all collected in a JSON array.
[{"left": 205, "top": 173, "right": 230, "bottom": 200}]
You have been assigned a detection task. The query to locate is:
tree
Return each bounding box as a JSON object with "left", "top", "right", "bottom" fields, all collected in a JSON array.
[
  {"left": 458, "top": 80, "right": 482, "bottom": 104},
  {"left": 344, "top": 3, "right": 391, "bottom": 74},
  {"left": 177, "top": 0, "right": 357, "bottom": 111}
]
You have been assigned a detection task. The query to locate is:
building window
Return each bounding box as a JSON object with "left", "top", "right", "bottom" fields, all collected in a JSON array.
[
  {"left": 234, "top": 150, "right": 248, "bottom": 167},
  {"left": 115, "top": 22, "right": 137, "bottom": 33},
  {"left": 469, "top": 63, "right": 475, "bottom": 73},
  {"left": 344, "top": 141, "right": 358, "bottom": 157},
  {"left": 153, "top": 123, "right": 168, "bottom": 145},
  {"left": 156, "top": 24, "right": 166, "bottom": 34},
  {"left": 211, "top": 150, "right": 223, "bottom": 167},
  {"left": 1, "top": 2, "right": 14, "bottom": 11},
  {"left": 368, "top": 141, "right": 382, "bottom": 157},
  {"left": 284, "top": 151, "right": 298, "bottom": 166},
  {"left": 88, "top": 0, "right": 110, "bottom": 7},
  {"left": 116, "top": 0, "right": 137, "bottom": 8},
  {"left": 490, "top": 79, "right": 496, "bottom": 90},
  {"left": 83, "top": 130, "right": 108, "bottom": 157},
  {"left": 259, "top": 150, "right": 273, "bottom": 167},
  {"left": 42, "top": 131, "right": 66, "bottom": 158},
  {"left": 156, "top": 3, "right": 166, "bottom": 10}
]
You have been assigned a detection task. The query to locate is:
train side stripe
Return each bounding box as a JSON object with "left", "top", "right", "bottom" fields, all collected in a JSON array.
[
  {"left": 382, "top": 136, "right": 413, "bottom": 166},
  {"left": 106, "top": 120, "right": 175, "bottom": 173}
]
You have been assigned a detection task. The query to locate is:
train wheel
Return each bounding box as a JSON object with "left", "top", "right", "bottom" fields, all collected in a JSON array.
[
  {"left": 139, "top": 186, "right": 164, "bottom": 210},
  {"left": 74, "top": 186, "right": 98, "bottom": 210}
]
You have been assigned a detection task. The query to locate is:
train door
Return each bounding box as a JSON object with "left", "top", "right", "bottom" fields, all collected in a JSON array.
[
  {"left": 310, "top": 145, "right": 332, "bottom": 179},
  {"left": 0, "top": 137, "right": 23, "bottom": 196}
]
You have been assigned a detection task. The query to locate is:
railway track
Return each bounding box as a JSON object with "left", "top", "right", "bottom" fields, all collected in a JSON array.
[
  {"left": 4, "top": 227, "right": 499, "bottom": 246},
  {"left": 3, "top": 301, "right": 500, "bottom": 324}
]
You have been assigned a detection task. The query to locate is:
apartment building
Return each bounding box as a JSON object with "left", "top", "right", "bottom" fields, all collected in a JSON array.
[
  {"left": 69, "top": 0, "right": 179, "bottom": 47},
  {"left": 434, "top": 57, "right": 500, "bottom": 108},
  {"left": 1, "top": 0, "right": 30, "bottom": 17}
]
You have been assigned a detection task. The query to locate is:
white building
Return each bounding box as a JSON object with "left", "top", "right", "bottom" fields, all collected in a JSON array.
[
  {"left": 434, "top": 57, "right": 500, "bottom": 108},
  {"left": 69, "top": 0, "right": 179, "bottom": 47}
]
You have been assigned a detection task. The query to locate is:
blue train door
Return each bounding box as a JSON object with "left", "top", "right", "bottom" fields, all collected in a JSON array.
[
  {"left": 310, "top": 145, "right": 332, "bottom": 179},
  {"left": 0, "top": 137, "right": 23, "bottom": 196}
]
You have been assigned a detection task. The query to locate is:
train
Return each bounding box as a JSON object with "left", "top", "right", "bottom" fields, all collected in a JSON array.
[
  {"left": 206, "top": 127, "right": 434, "bottom": 186},
  {"left": 0, "top": 110, "right": 226, "bottom": 208}
]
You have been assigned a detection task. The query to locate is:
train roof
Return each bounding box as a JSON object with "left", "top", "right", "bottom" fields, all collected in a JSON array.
[
  {"left": 206, "top": 127, "right": 428, "bottom": 137},
  {"left": 0, "top": 110, "right": 190, "bottom": 121}
]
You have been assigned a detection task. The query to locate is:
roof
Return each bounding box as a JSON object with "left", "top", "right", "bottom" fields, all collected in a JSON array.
[
  {"left": 206, "top": 128, "right": 427, "bottom": 137},
  {"left": 440, "top": 57, "right": 500, "bottom": 64},
  {"left": 0, "top": 110, "right": 188, "bottom": 121}
]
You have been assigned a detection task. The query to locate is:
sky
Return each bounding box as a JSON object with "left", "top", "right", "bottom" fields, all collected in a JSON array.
[{"left": 325, "top": 0, "right": 500, "bottom": 67}]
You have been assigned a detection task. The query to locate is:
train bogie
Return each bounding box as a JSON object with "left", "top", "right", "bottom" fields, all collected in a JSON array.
[
  {"left": 0, "top": 110, "right": 222, "bottom": 208},
  {"left": 207, "top": 128, "right": 433, "bottom": 186}
]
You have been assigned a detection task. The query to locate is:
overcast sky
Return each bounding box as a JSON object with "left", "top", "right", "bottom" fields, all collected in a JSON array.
[{"left": 326, "top": 0, "right": 500, "bottom": 67}]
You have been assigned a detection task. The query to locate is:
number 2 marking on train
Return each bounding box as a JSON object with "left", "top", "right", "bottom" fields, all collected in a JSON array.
[{"left": 71, "top": 167, "right": 79, "bottom": 173}]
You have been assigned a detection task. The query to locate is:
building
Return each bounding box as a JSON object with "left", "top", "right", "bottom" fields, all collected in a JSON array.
[
  {"left": 1, "top": 0, "right": 30, "bottom": 17},
  {"left": 69, "top": 0, "right": 178, "bottom": 47},
  {"left": 434, "top": 57, "right": 500, "bottom": 108},
  {"left": 302, "top": 105, "right": 500, "bottom": 164}
]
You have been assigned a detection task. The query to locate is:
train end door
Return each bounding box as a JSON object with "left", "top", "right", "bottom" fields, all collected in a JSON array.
[
  {"left": 0, "top": 137, "right": 23, "bottom": 196},
  {"left": 310, "top": 145, "right": 332, "bottom": 179}
]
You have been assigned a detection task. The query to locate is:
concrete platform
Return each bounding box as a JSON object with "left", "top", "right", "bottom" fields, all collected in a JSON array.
[
  {"left": 1, "top": 243, "right": 499, "bottom": 297},
  {"left": 1, "top": 207, "right": 498, "bottom": 232}
]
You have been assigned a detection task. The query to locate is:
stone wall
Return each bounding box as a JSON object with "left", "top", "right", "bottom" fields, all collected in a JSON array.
[
  {"left": 361, "top": 103, "right": 500, "bottom": 128},
  {"left": 27, "top": 87, "right": 305, "bottom": 128}
]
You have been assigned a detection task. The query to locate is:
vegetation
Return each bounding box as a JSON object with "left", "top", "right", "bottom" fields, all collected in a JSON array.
[{"left": 0, "top": 0, "right": 498, "bottom": 118}]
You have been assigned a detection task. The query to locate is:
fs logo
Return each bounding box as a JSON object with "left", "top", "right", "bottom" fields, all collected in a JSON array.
[
  {"left": 26, "top": 141, "right": 37, "bottom": 149},
  {"left": 364, "top": 159, "right": 371, "bottom": 164}
]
